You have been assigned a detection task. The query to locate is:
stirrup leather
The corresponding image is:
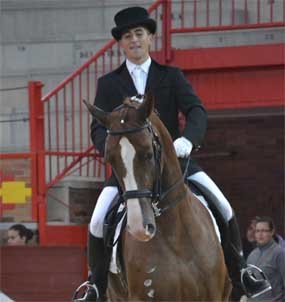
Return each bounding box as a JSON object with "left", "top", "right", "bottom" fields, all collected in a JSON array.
[
  {"left": 241, "top": 264, "right": 272, "bottom": 299},
  {"left": 72, "top": 281, "right": 99, "bottom": 301}
]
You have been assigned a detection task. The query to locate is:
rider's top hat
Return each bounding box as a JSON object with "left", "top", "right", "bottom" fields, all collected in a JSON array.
[{"left": 111, "top": 7, "right": 157, "bottom": 41}]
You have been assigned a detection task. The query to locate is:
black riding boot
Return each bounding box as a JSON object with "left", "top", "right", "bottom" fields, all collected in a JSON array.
[
  {"left": 224, "top": 216, "right": 271, "bottom": 300},
  {"left": 73, "top": 232, "right": 109, "bottom": 302}
]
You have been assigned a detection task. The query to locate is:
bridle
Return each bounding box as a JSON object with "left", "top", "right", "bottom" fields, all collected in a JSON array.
[{"left": 107, "top": 115, "right": 187, "bottom": 217}]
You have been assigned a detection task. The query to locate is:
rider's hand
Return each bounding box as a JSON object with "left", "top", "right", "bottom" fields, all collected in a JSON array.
[{"left": 173, "top": 137, "right": 193, "bottom": 158}]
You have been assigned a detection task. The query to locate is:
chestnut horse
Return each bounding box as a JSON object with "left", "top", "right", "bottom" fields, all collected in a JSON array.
[{"left": 84, "top": 94, "right": 231, "bottom": 301}]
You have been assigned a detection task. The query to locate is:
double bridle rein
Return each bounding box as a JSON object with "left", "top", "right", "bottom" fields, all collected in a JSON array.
[{"left": 107, "top": 118, "right": 187, "bottom": 217}]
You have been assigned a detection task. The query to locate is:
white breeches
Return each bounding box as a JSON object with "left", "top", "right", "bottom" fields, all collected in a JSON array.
[
  {"left": 187, "top": 171, "right": 233, "bottom": 221},
  {"left": 89, "top": 186, "right": 118, "bottom": 237},
  {"left": 90, "top": 171, "right": 233, "bottom": 237}
]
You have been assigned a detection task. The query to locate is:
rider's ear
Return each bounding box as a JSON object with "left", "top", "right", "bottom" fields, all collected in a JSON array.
[
  {"left": 138, "top": 92, "right": 154, "bottom": 121},
  {"left": 83, "top": 100, "right": 110, "bottom": 127}
]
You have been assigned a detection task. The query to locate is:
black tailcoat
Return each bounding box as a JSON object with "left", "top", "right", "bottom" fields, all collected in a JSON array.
[{"left": 90, "top": 59, "right": 207, "bottom": 186}]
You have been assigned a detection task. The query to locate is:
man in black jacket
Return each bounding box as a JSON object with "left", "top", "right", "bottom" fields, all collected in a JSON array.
[{"left": 74, "top": 6, "right": 271, "bottom": 302}]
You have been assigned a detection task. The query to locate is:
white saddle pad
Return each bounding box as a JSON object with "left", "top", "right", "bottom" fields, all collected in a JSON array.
[{"left": 109, "top": 204, "right": 126, "bottom": 274}]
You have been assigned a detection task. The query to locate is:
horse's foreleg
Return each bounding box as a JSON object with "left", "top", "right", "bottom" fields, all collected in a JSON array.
[
  {"left": 107, "top": 272, "right": 128, "bottom": 301},
  {"left": 222, "top": 276, "right": 232, "bottom": 302}
]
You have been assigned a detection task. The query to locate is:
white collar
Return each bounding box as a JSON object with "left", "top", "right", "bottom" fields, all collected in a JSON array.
[{"left": 126, "top": 57, "right": 152, "bottom": 75}]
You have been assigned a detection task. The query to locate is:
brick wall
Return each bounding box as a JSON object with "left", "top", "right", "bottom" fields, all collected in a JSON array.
[
  {"left": 1, "top": 246, "right": 86, "bottom": 302},
  {"left": 193, "top": 107, "right": 284, "bottom": 237}
]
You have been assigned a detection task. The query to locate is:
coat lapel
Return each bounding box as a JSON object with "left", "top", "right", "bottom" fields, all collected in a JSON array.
[
  {"left": 114, "top": 62, "right": 137, "bottom": 96},
  {"left": 145, "top": 60, "right": 167, "bottom": 93}
]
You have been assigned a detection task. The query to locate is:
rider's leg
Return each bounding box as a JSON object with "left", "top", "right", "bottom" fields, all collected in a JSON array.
[
  {"left": 188, "top": 171, "right": 271, "bottom": 300},
  {"left": 74, "top": 186, "right": 118, "bottom": 302},
  {"left": 188, "top": 171, "right": 233, "bottom": 222},
  {"left": 89, "top": 186, "right": 119, "bottom": 238}
]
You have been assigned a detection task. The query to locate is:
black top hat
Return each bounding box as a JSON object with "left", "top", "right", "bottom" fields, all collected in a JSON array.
[{"left": 111, "top": 7, "right": 156, "bottom": 41}]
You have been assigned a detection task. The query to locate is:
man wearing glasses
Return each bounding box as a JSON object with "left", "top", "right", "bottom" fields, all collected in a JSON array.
[{"left": 247, "top": 216, "right": 285, "bottom": 301}]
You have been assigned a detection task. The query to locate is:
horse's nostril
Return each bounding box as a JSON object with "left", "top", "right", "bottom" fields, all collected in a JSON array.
[{"left": 146, "top": 224, "right": 156, "bottom": 236}]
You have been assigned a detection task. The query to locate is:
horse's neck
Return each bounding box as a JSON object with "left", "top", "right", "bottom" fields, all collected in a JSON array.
[
  {"left": 158, "top": 131, "right": 179, "bottom": 182},
  {"left": 159, "top": 132, "right": 188, "bottom": 202},
  {"left": 151, "top": 114, "right": 189, "bottom": 207},
  {"left": 162, "top": 162, "right": 182, "bottom": 191}
]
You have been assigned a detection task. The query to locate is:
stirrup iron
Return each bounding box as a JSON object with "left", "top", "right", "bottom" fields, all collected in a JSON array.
[
  {"left": 241, "top": 264, "right": 272, "bottom": 298},
  {"left": 72, "top": 281, "right": 99, "bottom": 301}
]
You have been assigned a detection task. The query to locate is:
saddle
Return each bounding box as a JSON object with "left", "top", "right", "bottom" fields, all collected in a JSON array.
[
  {"left": 188, "top": 180, "right": 228, "bottom": 243},
  {"left": 103, "top": 193, "right": 126, "bottom": 249}
]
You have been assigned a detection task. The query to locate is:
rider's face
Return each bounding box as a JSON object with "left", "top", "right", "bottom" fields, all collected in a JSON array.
[{"left": 119, "top": 27, "right": 153, "bottom": 65}]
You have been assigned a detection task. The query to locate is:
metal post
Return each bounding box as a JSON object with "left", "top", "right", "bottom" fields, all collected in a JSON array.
[
  {"left": 162, "top": 0, "right": 172, "bottom": 63},
  {"left": 29, "top": 81, "right": 47, "bottom": 245}
]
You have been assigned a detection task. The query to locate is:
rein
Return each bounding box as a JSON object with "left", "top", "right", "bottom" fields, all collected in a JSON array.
[{"left": 107, "top": 119, "right": 188, "bottom": 217}]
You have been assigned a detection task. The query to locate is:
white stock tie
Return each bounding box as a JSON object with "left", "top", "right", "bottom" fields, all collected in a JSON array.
[{"left": 132, "top": 66, "right": 145, "bottom": 95}]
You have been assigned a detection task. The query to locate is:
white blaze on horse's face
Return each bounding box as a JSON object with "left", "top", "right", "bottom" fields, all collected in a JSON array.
[{"left": 119, "top": 137, "right": 155, "bottom": 242}]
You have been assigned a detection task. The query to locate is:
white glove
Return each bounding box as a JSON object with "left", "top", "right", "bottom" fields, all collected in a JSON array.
[{"left": 173, "top": 137, "right": 193, "bottom": 158}]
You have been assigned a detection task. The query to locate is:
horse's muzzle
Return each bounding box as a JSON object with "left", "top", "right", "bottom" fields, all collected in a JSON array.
[
  {"left": 126, "top": 198, "right": 156, "bottom": 242},
  {"left": 144, "top": 222, "right": 156, "bottom": 239},
  {"left": 127, "top": 222, "right": 156, "bottom": 242}
]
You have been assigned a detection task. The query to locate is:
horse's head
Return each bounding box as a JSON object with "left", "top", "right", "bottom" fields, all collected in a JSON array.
[{"left": 85, "top": 94, "right": 162, "bottom": 242}]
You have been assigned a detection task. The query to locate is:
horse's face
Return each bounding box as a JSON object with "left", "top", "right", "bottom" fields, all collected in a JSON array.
[{"left": 85, "top": 95, "right": 158, "bottom": 242}]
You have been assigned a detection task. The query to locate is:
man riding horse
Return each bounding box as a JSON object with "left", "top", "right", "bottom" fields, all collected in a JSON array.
[{"left": 74, "top": 6, "right": 271, "bottom": 302}]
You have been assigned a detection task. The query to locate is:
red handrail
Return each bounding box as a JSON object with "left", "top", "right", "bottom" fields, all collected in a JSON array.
[
  {"left": 42, "top": 39, "right": 116, "bottom": 102},
  {"left": 171, "top": 21, "right": 285, "bottom": 34}
]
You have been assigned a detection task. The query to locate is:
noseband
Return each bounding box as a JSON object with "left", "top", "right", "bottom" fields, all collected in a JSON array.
[{"left": 107, "top": 119, "right": 185, "bottom": 217}]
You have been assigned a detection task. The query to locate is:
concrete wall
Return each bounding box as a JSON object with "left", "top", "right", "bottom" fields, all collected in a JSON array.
[
  {"left": 47, "top": 178, "right": 102, "bottom": 224},
  {"left": 1, "top": 0, "right": 153, "bottom": 81}
]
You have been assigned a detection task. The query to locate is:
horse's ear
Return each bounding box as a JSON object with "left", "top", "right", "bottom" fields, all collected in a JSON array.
[
  {"left": 83, "top": 99, "right": 110, "bottom": 127},
  {"left": 138, "top": 92, "right": 154, "bottom": 120}
]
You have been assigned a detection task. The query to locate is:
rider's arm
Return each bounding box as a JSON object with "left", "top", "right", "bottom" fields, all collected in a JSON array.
[
  {"left": 174, "top": 68, "right": 207, "bottom": 151},
  {"left": 90, "top": 77, "right": 109, "bottom": 156}
]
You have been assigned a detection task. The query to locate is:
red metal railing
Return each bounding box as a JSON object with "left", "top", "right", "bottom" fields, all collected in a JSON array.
[{"left": 173, "top": 0, "right": 285, "bottom": 32}]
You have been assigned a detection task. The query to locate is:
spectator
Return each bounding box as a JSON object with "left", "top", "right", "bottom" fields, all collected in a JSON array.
[
  {"left": 7, "top": 224, "right": 34, "bottom": 246},
  {"left": 247, "top": 216, "right": 285, "bottom": 301},
  {"left": 243, "top": 217, "right": 259, "bottom": 259},
  {"left": 274, "top": 233, "right": 285, "bottom": 249}
]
